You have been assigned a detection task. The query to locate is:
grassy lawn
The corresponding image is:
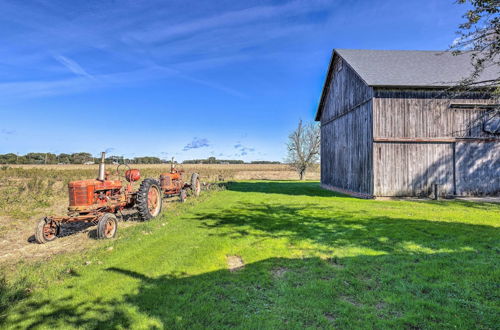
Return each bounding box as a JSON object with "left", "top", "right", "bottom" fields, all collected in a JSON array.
[{"left": 1, "top": 181, "right": 499, "bottom": 329}]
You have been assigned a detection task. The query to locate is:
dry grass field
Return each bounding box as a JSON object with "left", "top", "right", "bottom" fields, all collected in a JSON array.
[{"left": 0, "top": 164, "right": 319, "bottom": 265}]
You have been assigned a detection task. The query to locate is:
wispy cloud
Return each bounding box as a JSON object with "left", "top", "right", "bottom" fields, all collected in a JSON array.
[
  {"left": 126, "top": 0, "right": 327, "bottom": 44},
  {"left": 0, "top": 65, "right": 246, "bottom": 99},
  {"left": 54, "top": 55, "right": 93, "bottom": 78},
  {"left": 0, "top": 0, "right": 330, "bottom": 100},
  {"left": 183, "top": 137, "right": 210, "bottom": 151}
]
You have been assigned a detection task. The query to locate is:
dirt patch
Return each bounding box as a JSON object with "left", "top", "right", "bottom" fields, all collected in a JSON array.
[
  {"left": 324, "top": 312, "right": 336, "bottom": 322},
  {"left": 226, "top": 255, "right": 244, "bottom": 272},
  {"left": 340, "top": 295, "right": 362, "bottom": 307},
  {"left": 271, "top": 266, "right": 288, "bottom": 278},
  {"left": 326, "top": 257, "right": 345, "bottom": 268}
]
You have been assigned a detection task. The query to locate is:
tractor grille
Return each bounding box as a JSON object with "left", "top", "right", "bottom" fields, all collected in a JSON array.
[
  {"left": 68, "top": 184, "right": 94, "bottom": 207},
  {"left": 160, "top": 175, "right": 172, "bottom": 190}
]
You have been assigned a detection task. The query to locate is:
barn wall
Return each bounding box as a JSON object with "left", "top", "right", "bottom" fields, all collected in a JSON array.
[
  {"left": 373, "top": 89, "right": 497, "bottom": 139},
  {"left": 321, "top": 102, "right": 373, "bottom": 195},
  {"left": 320, "top": 55, "right": 373, "bottom": 195},
  {"left": 372, "top": 89, "right": 499, "bottom": 196},
  {"left": 455, "top": 142, "right": 500, "bottom": 196},
  {"left": 373, "top": 142, "right": 454, "bottom": 196}
]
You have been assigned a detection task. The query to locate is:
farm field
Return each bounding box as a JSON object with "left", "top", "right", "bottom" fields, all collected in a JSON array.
[
  {"left": 0, "top": 164, "right": 318, "bottom": 263},
  {"left": 1, "top": 181, "right": 499, "bottom": 329}
]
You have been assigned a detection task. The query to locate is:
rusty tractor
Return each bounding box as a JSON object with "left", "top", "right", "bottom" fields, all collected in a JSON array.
[
  {"left": 159, "top": 159, "right": 201, "bottom": 202},
  {"left": 35, "top": 152, "right": 163, "bottom": 244}
]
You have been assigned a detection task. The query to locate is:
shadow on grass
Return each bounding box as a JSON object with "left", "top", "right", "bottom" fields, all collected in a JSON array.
[
  {"left": 0, "top": 276, "right": 28, "bottom": 325},
  {"left": 226, "top": 181, "right": 347, "bottom": 197},
  {"left": 3, "top": 295, "right": 132, "bottom": 329},
  {"left": 195, "top": 201, "right": 499, "bottom": 255},
  {"left": 3, "top": 252, "right": 498, "bottom": 328},
  {"left": 415, "top": 198, "right": 500, "bottom": 211}
]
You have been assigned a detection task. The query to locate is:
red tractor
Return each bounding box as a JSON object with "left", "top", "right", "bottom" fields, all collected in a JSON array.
[
  {"left": 35, "top": 152, "right": 163, "bottom": 244},
  {"left": 159, "top": 160, "right": 201, "bottom": 202}
]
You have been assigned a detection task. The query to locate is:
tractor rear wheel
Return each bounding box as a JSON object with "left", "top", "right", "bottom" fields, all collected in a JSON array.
[
  {"left": 35, "top": 217, "right": 59, "bottom": 244},
  {"left": 96, "top": 213, "right": 118, "bottom": 239},
  {"left": 137, "top": 178, "right": 163, "bottom": 221},
  {"left": 190, "top": 173, "right": 201, "bottom": 197}
]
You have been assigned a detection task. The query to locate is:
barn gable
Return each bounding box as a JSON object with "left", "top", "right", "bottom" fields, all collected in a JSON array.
[{"left": 318, "top": 52, "right": 374, "bottom": 196}]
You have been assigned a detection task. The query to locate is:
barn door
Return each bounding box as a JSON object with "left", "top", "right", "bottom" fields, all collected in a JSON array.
[
  {"left": 373, "top": 142, "right": 455, "bottom": 197},
  {"left": 454, "top": 141, "right": 500, "bottom": 196}
]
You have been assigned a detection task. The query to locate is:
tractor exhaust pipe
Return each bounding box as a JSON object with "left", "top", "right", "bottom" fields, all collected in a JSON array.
[{"left": 98, "top": 152, "right": 106, "bottom": 181}]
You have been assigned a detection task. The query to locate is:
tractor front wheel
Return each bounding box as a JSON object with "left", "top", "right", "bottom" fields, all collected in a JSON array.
[
  {"left": 35, "top": 217, "right": 59, "bottom": 244},
  {"left": 137, "top": 178, "right": 163, "bottom": 221},
  {"left": 96, "top": 213, "right": 118, "bottom": 239},
  {"left": 179, "top": 189, "right": 187, "bottom": 203},
  {"left": 190, "top": 173, "right": 201, "bottom": 197}
]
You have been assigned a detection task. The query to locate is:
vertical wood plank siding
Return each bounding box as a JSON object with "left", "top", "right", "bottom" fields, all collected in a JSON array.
[
  {"left": 373, "top": 142, "right": 454, "bottom": 196},
  {"left": 372, "top": 89, "right": 499, "bottom": 196},
  {"left": 455, "top": 142, "right": 500, "bottom": 195},
  {"left": 321, "top": 103, "right": 373, "bottom": 194},
  {"left": 320, "top": 55, "right": 373, "bottom": 195},
  {"left": 321, "top": 56, "right": 373, "bottom": 121},
  {"left": 373, "top": 89, "right": 497, "bottom": 139}
]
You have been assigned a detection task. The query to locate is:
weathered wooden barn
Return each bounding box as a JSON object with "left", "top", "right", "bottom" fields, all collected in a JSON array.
[{"left": 315, "top": 49, "right": 499, "bottom": 197}]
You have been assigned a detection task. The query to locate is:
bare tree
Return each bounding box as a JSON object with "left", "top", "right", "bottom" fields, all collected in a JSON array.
[
  {"left": 444, "top": 0, "right": 500, "bottom": 136},
  {"left": 451, "top": 0, "right": 500, "bottom": 90},
  {"left": 286, "top": 120, "right": 320, "bottom": 180}
]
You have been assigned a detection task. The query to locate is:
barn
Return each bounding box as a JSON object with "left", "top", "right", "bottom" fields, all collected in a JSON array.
[{"left": 315, "top": 49, "right": 500, "bottom": 198}]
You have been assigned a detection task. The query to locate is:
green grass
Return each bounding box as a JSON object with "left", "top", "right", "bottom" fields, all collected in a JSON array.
[{"left": 1, "top": 181, "right": 499, "bottom": 329}]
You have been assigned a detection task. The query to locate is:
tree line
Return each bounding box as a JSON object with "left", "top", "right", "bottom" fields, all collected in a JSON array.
[
  {"left": 0, "top": 153, "right": 282, "bottom": 165},
  {"left": 182, "top": 157, "right": 281, "bottom": 164},
  {"left": 0, "top": 153, "right": 164, "bottom": 164}
]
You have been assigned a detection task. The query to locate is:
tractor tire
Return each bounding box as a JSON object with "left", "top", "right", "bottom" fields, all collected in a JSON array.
[
  {"left": 136, "top": 178, "right": 163, "bottom": 221},
  {"left": 35, "top": 217, "right": 59, "bottom": 244},
  {"left": 191, "top": 173, "right": 201, "bottom": 197},
  {"left": 179, "top": 189, "right": 187, "bottom": 203},
  {"left": 96, "top": 213, "right": 118, "bottom": 239}
]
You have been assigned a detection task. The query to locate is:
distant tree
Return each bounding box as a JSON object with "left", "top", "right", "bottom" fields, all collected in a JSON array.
[
  {"left": 0, "top": 153, "right": 17, "bottom": 164},
  {"left": 17, "top": 156, "right": 28, "bottom": 164},
  {"left": 45, "top": 153, "right": 57, "bottom": 164},
  {"left": 133, "top": 156, "right": 161, "bottom": 164},
  {"left": 250, "top": 161, "right": 281, "bottom": 164},
  {"left": 286, "top": 120, "right": 320, "bottom": 180},
  {"left": 182, "top": 158, "right": 244, "bottom": 164},
  {"left": 71, "top": 152, "right": 93, "bottom": 164},
  {"left": 451, "top": 0, "right": 500, "bottom": 90},
  {"left": 57, "top": 153, "right": 71, "bottom": 164},
  {"left": 106, "top": 155, "right": 124, "bottom": 164},
  {"left": 25, "top": 153, "right": 46, "bottom": 164}
]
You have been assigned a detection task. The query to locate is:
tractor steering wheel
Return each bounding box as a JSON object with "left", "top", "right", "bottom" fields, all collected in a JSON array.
[{"left": 116, "top": 163, "right": 131, "bottom": 180}]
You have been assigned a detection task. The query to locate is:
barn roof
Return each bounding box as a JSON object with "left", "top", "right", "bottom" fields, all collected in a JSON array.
[
  {"left": 335, "top": 49, "right": 498, "bottom": 87},
  {"left": 315, "top": 49, "right": 498, "bottom": 121}
]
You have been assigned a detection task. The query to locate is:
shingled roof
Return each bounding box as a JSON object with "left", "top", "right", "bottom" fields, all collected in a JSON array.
[
  {"left": 315, "top": 49, "right": 498, "bottom": 121},
  {"left": 334, "top": 49, "right": 498, "bottom": 87}
]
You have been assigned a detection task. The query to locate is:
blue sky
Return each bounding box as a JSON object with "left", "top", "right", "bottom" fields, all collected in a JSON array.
[{"left": 0, "top": 0, "right": 468, "bottom": 161}]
